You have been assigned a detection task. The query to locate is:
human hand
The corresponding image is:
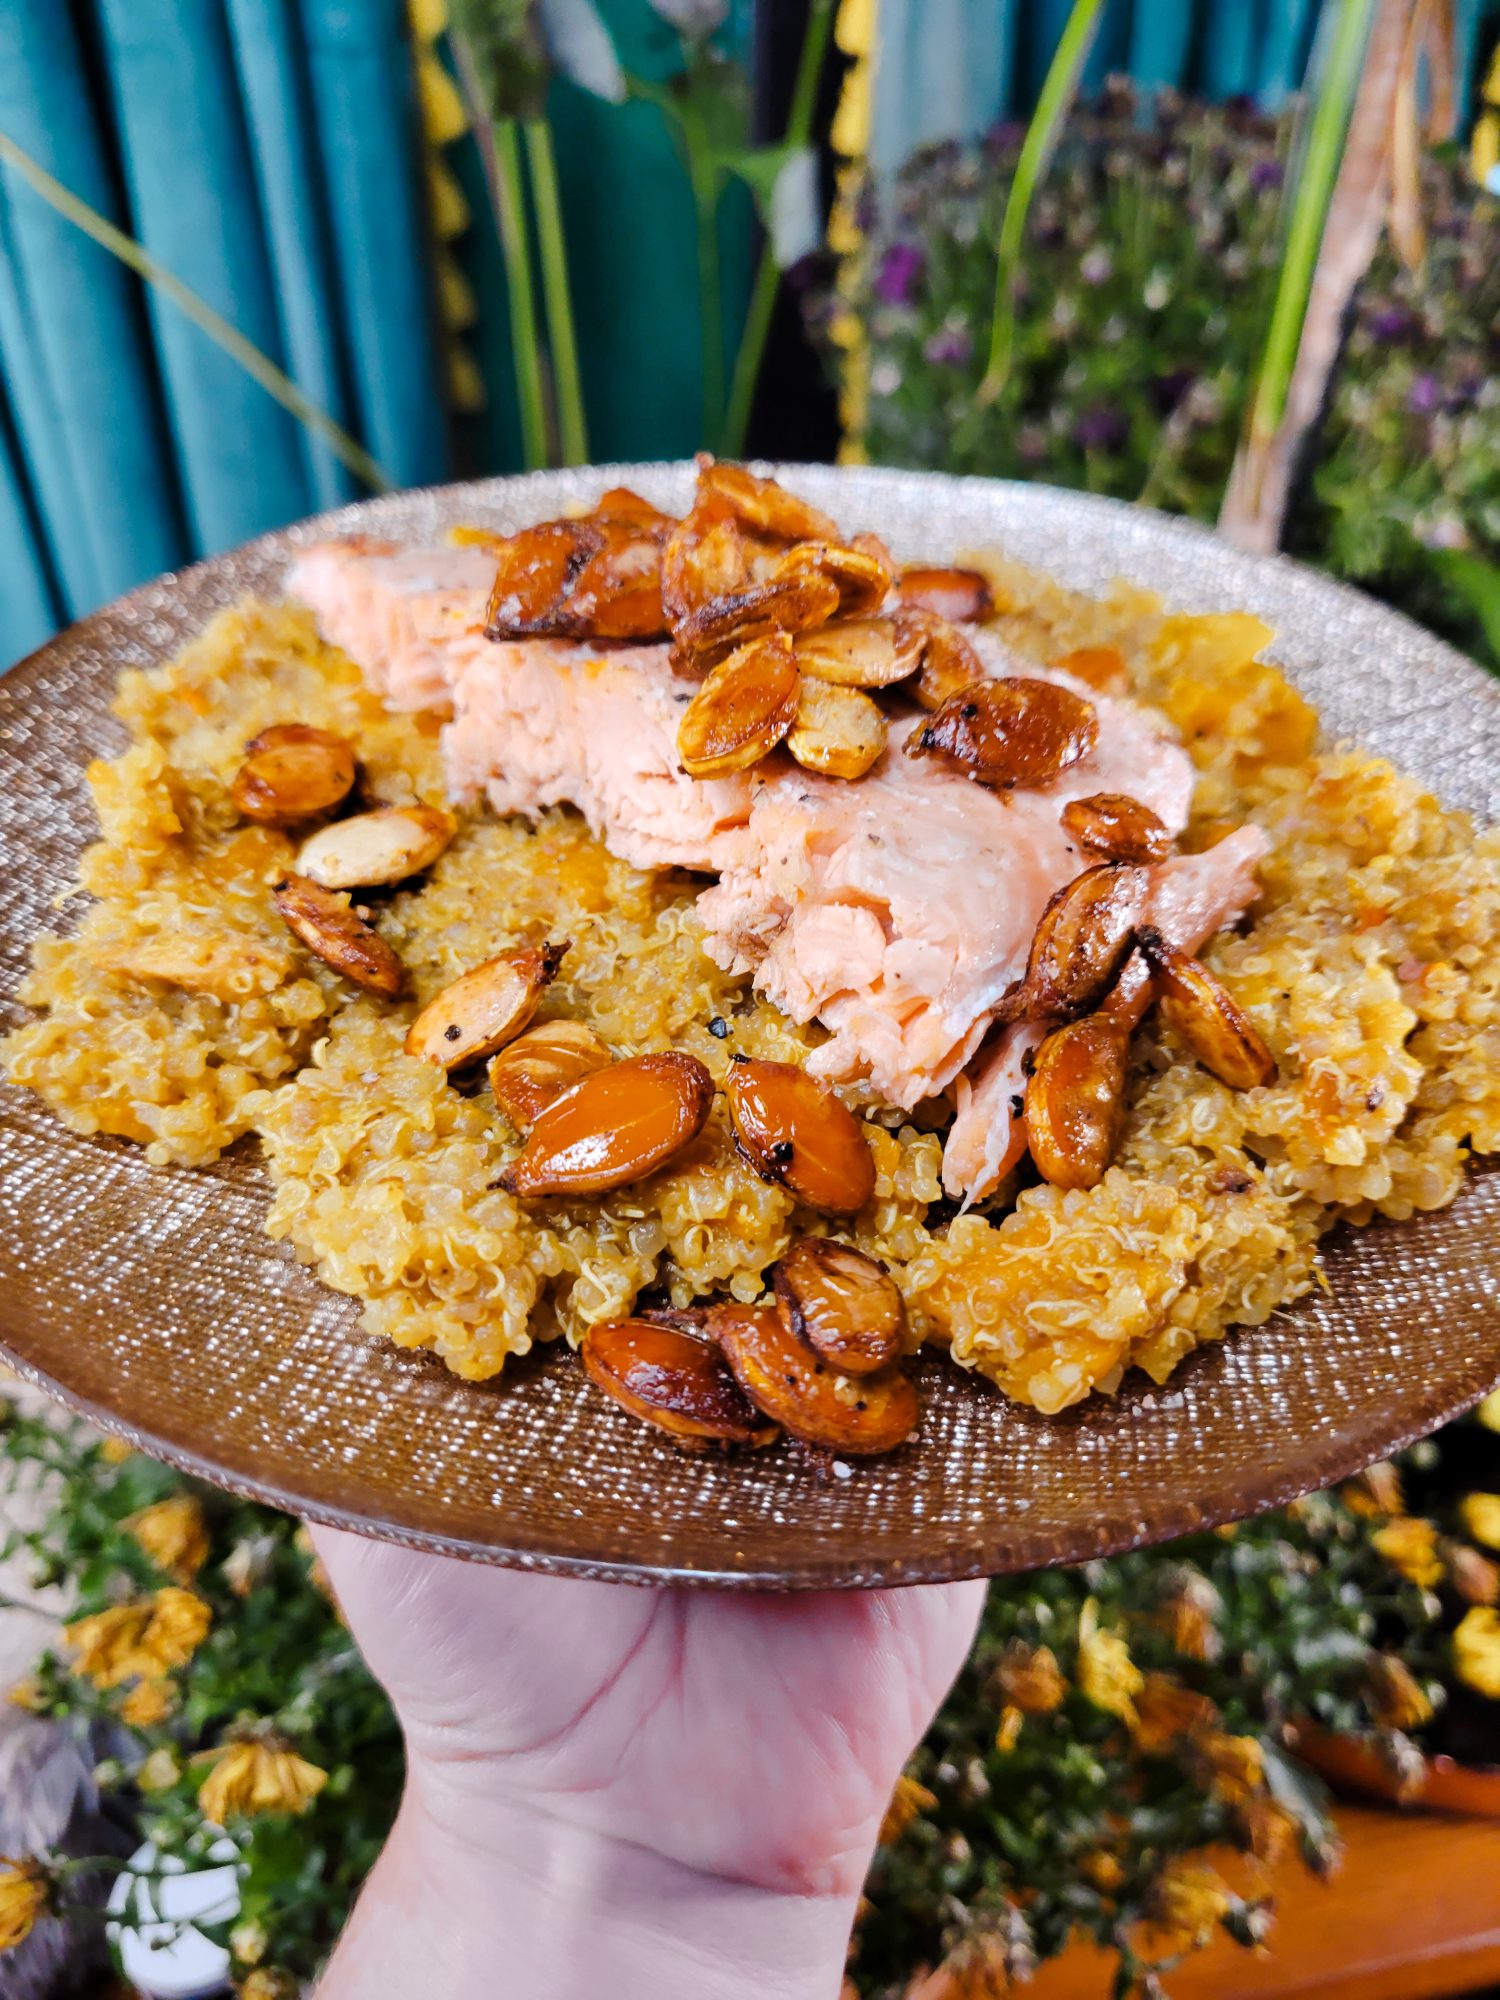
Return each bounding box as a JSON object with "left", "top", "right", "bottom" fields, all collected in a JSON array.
[{"left": 311, "top": 1527, "right": 984, "bottom": 2000}]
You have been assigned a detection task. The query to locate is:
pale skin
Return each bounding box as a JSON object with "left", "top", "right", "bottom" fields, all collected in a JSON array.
[{"left": 311, "top": 1526, "right": 986, "bottom": 2000}]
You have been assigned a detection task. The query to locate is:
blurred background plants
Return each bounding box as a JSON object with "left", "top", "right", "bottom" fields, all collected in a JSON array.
[{"left": 2, "top": 1396, "right": 1496, "bottom": 1996}]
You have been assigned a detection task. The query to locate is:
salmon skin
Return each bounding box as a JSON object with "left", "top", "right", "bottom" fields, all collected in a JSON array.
[{"left": 287, "top": 538, "right": 1229, "bottom": 1119}]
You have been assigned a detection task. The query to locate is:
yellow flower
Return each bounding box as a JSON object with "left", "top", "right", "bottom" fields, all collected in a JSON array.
[
  {"left": 231, "top": 1918, "right": 269, "bottom": 1966},
  {"left": 1079, "top": 1849, "right": 1125, "bottom": 1894},
  {"left": 1365, "top": 1652, "right": 1434, "bottom": 1732},
  {"left": 1477, "top": 1389, "right": 1500, "bottom": 1433},
  {"left": 994, "top": 1704, "right": 1023, "bottom": 1754},
  {"left": 0, "top": 1857, "right": 48, "bottom": 1954},
  {"left": 1159, "top": 1574, "right": 1221, "bottom": 1661},
  {"left": 118, "top": 1678, "right": 178, "bottom": 1730},
  {"left": 408, "top": 0, "right": 447, "bottom": 39},
  {"left": 1195, "top": 1731, "right": 1264, "bottom": 1805},
  {"left": 1453, "top": 1607, "right": 1500, "bottom": 1699},
  {"left": 416, "top": 52, "right": 468, "bottom": 145},
  {"left": 128, "top": 1497, "right": 211, "bottom": 1583},
  {"left": 1146, "top": 1858, "right": 1233, "bottom": 1949},
  {"left": 877, "top": 1772, "right": 937, "bottom": 1846},
  {"left": 1371, "top": 1515, "right": 1444, "bottom": 1588},
  {"left": 99, "top": 1437, "right": 134, "bottom": 1465},
  {"left": 137, "top": 1748, "right": 181, "bottom": 1793},
  {"left": 198, "top": 1739, "right": 329, "bottom": 1826},
  {"left": 7, "top": 1679, "right": 44, "bottom": 1713},
  {"left": 1460, "top": 1494, "right": 1500, "bottom": 1553},
  {"left": 1076, "top": 1600, "right": 1142, "bottom": 1725},
  {"left": 239, "top": 1972, "right": 298, "bottom": 2000},
  {"left": 1131, "top": 1672, "right": 1215, "bottom": 1752},
  {"left": 992, "top": 1642, "right": 1066, "bottom": 1715},
  {"left": 66, "top": 1588, "right": 210, "bottom": 1689}
]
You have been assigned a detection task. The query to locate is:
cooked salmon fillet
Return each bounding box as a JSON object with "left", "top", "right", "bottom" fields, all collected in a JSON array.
[{"left": 288, "top": 538, "right": 1211, "bottom": 1110}]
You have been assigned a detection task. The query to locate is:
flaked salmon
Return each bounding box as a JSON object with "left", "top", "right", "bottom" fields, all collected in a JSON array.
[{"left": 288, "top": 537, "right": 1220, "bottom": 1114}]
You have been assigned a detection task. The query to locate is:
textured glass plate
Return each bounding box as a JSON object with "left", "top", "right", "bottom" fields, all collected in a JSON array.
[{"left": 2, "top": 465, "right": 1497, "bottom": 1589}]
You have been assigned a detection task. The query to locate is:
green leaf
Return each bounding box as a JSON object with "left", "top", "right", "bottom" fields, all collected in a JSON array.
[{"left": 1430, "top": 548, "right": 1500, "bottom": 667}]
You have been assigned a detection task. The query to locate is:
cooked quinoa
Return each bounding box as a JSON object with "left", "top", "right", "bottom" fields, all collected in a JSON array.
[{"left": 6, "top": 573, "right": 1497, "bottom": 1413}]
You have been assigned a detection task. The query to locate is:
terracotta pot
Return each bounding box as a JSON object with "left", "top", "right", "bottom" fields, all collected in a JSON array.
[{"left": 1290, "top": 1723, "right": 1500, "bottom": 1816}]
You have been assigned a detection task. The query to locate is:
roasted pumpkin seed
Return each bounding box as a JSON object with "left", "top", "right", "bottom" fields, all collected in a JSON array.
[
  {"left": 230, "top": 724, "right": 357, "bottom": 825},
  {"left": 1053, "top": 644, "right": 1129, "bottom": 696},
  {"left": 786, "top": 678, "right": 887, "bottom": 780},
  {"left": 1016, "top": 863, "right": 1148, "bottom": 1021},
  {"left": 101, "top": 933, "right": 295, "bottom": 999},
  {"left": 674, "top": 572, "right": 841, "bottom": 671},
  {"left": 497, "top": 1051, "right": 713, "bottom": 1197},
  {"left": 404, "top": 941, "right": 569, "bottom": 1069},
  {"left": 696, "top": 457, "right": 839, "bottom": 544},
  {"left": 1061, "top": 792, "right": 1173, "bottom": 865},
  {"left": 677, "top": 634, "right": 800, "bottom": 778},
  {"left": 776, "top": 540, "right": 893, "bottom": 618},
  {"left": 484, "top": 519, "right": 602, "bottom": 636},
  {"left": 661, "top": 504, "right": 750, "bottom": 625},
  {"left": 896, "top": 566, "right": 993, "bottom": 623},
  {"left": 582, "top": 1319, "right": 779, "bottom": 1447},
  {"left": 1024, "top": 1015, "right": 1131, "bottom": 1190},
  {"left": 772, "top": 1238, "right": 906, "bottom": 1376},
  {"left": 489, "top": 1018, "right": 613, "bottom": 1126},
  {"left": 1138, "top": 928, "right": 1277, "bottom": 1089},
  {"left": 711, "top": 1302, "right": 919, "bottom": 1455},
  {"left": 273, "top": 874, "right": 405, "bottom": 996},
  {"left": 794, "top": 616, "right": 912, "bottom": 689},
  {"left": 723, "top": 1057, "right": 876, "bottom": 1214},
  {"left": 294, "top": 804, "right": 456, "bottom": 889},
  {"left": 892, "top": 607, "right": 986, "bottom": 710},
  {"left": 910, "top": 677, "right": 1098, "bottom": 789}
]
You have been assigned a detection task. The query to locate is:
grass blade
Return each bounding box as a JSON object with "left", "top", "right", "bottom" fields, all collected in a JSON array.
[
  {"left": 0, "top": 131, "right": 390, "bottom": 495},
  {"left": 523, "top": 117, "right": 589, "bottom": 466}
]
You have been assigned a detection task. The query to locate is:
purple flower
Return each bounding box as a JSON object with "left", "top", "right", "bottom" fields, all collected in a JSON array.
[
  {"left": 1249, "top": 158, "right": 1284, "bottom": 194},
  {"left": 1407, "top": 373, "right": 1441, "bottom": 415},
  {"left": 1074, "top": 405, "right": 1128, "bottom": 452},
  {"left": 1368, "top": 304, "right": 1415, "bottom": 342},
  {"left": 1148, "top": 368, "right": 1195, "bottom": 416},
  {"left": 923, "top": 325, "right": 973, "bottom": 367},
  {"left": 874, "top": 242, "right": 925, "bottom": 307}
]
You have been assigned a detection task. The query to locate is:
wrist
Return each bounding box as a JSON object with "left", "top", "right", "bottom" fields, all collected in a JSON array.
[{"left": 321, "top": 1762, "right": 862, "bottom": 2000}]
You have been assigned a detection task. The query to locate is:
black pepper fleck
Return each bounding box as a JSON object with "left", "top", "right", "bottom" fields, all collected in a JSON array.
[
  {"left": 1009, "top": 1093, "right": 1024, "bottom": 1117},
  {"left": 707, "top": 1016, "right": 730, "bottom": 1040},
  {"left": 443, "top": 1024, "right": 462, "bottom": 1042}
]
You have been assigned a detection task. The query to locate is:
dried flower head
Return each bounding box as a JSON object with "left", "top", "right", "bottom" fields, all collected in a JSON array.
[
  {"left": 239, "top": 1972, "right": 299, "bottom": 2000},
  {"left": 1364, "top": 1652, "right": 1434, "bottom": 1732},
  {"left": 1453, "top": 1606, "right": 1500, "bottom": 1699},
  {"left": 1131, "top": 1672, "right": 1216, "bottom": 1752},
  {"left": 878, "top": 1771, "right": 938, "bottom": 1846},
  {"left": 137, "top": 1747, "right": 181, "bottom": 1792},
  {"left": 994, "top": 1703, "right": 1023, "bottom": 1754},
  {"left": 1194, "top": 1731, "right": 1264, "bottom": 1805},
  {"left": 991, "top": 1641, "right": 1066, "bottom": 1715},
  {"left": 0, "top": 1857, "right": 48, "bottom": 1954},
  {"left": 99, "top": 1437, "right": 134, "bottom": 1465},
  {"left": 1371, "top": 1515, "right": 1444, "bottom": 1588},
  {"left": 1448, "top": 1542, "right": 1500, "bottom": 1606},
  {"left": 1342, "top": 1459, "right": 1403, "bottom": 1517},
  {"left": 1076, "top": 1599, "right": 1142, "bottom": 1725},
  {"left": 118, "top": 1677, "right": 178, "bottom": 1730},
  {"left": 127, "top": 1496, "right": 211, "bottom": 1583},
  {"left": 1157, "top": 1570, "right": 1222, "bottom": 1661},
  {"left": 198, "top": 1737, "right": 329, "bottom": 1827},
  {"left": 1144, "top": 1857, "right": 1233, "bottom": 1951},
  {"left": 231, "top": 1918, "right": 270, "bottom": 1966},
  {"left": 1234, "top": 1795, "right": 1299, "bottom": 1869}
]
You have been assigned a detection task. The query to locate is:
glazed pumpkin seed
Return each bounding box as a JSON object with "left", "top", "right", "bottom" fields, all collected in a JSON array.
[
  {"left": 1138, "top": 928, "right": 1277, "bottom": 1090},
  {"left": 1052, "top": 644, "right": 1129, "bottom": 696},
  {"left": 711, "top": 1302, "right": 919, "bottom": 1455},
  {"left": 231, "top": 724, "right": 357, "bottom": 825},
  {"left": 723, "top": 1057, "right": 876, "bottom": 1215},
  {"left": 772, "top": 1238, "right": 906, "bottom": 1376},
  {"left": 295, "top": 804, "right": 455, "bottom": 890},
  {"left": 674, "top": 571, "right": 841, "bottom": 671},
  {"left": 696, "top": 457, "right": 839, "bottom": 544},
  {"left": 1024, "top": 1015, "right": 1131, "bottom": 1190},
  {"left": 102, "top": 933, "right": 294, "bottom": 1000},
  {"left": 582, "top": 1318, "right": 779, "bottom": 1447},
  {"left": 909, "top": 677, "right": 1098, "bottom": 789},
  {"left": 497, "top": 1051, "right": 713, "bottom": 1198},
  {"left": 892, "top": 607, "right": 986, "bottom": 711},
  {"left": 794, "top": 616, "right": 912, "bottom": 689},
  {"left": 489, "top": 1018, "right": 613, "bottom": 1127},
  {"left": 786, "top": 678, "right": 887, "bottom": 780},
  {"left": 1061, "top": 792, "right": 1173, "bottom": 865},
  {"left": 776, "top": 540, "right": 893, "bottom": 618},
  {"left": 661, "top": 505, "right": 750, "bottom": 624},
  {"left": 896, "top": 565, "right": 993, "bottom": 623},
  {"left": 404, "top": 941, "right": 569, "bottom": 1069},
  {"left": 274, "top": 873, "right": 405, "bottom": 996},
  {"left": 1016, "top": 864, "right": 1149, "bottom": 1021},
  {"left": 677, "top": 634, "right": 800, "bottom": 779}
]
